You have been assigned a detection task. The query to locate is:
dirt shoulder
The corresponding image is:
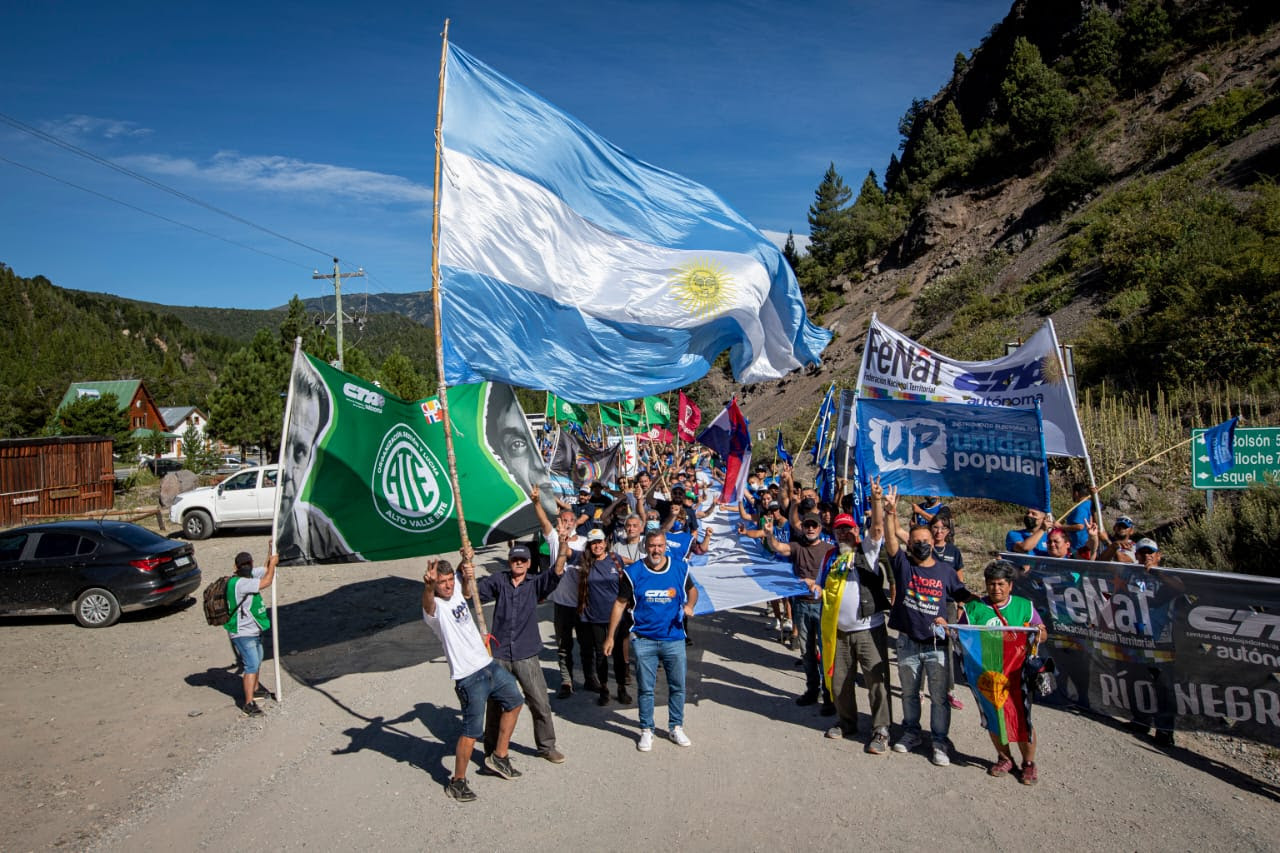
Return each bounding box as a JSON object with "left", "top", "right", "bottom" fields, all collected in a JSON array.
[{"left": 1, "top": 529, "right": 1277, "bottom": 851}]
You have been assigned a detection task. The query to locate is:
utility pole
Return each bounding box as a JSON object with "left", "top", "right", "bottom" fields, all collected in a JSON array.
[{"left": 313, "top": 258, "right": 365, "bottom": 370}]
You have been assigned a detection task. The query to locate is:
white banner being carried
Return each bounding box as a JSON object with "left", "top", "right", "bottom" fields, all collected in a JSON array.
[{"left": 855, "top": 315, "right": 1087, "bottom": 457}]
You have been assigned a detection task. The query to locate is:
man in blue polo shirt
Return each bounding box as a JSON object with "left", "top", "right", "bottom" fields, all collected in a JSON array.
[
  {"left": 473, "top": 538, "right": 567, "bottom": 765},
  {"left": 604, "top": 529, "right": 698, "bottom": 752}
]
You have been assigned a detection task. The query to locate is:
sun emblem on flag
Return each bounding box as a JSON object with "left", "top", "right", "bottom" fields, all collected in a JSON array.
[{"left": 670, "top": 258, "right": 734, "bottom": 319}]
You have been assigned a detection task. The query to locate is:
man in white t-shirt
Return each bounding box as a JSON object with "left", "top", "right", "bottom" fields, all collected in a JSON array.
[{"left": 421, "top": 556, "right": 524, "bottom": 803}]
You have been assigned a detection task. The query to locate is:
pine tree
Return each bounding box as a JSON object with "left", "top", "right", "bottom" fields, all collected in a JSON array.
[
  {"left": 48, "top": 393, "right": 134, "bottom": 455},
  {"left": 1002, "top": 37, "right": 1076, "bottom": 151},
  {"left": 782, "top": 231, "right": 800, "bottom": 271},
  {"left": 806, "top": 163, "right": 853, "bottom": 269},
  {"left": 206, "top": 329, "right": 287, "bottom": 457}
]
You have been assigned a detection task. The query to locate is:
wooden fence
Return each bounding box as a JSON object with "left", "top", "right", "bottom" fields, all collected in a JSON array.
[{"left": 0, "top": 436, "right": 115, "bottom": 527}]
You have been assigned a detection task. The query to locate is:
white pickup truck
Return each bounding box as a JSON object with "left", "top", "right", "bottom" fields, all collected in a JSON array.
[{"left": 169, "top": 465, "right": 279, "bottom": 540}]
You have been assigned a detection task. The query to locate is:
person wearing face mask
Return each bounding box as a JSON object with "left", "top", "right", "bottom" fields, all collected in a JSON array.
[
  {"left": 1005, "top": 508, "right": 1053, "bottom": 556},
  {"left": 767, "top": 509, "right": 837, "bottom": 715},
  {"left": 884, "top": 485, "right": 976, "bottom": 767},
  {"left": 816, "top": 478, "right": 892, "bottom": 752}
]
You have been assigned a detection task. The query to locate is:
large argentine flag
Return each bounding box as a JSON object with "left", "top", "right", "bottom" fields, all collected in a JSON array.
[{"left": 438, "top": 44, "right": 831, "bottom": 403}]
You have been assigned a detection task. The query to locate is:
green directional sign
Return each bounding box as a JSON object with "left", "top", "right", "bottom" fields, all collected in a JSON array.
[{"left": 1191, "top": 426, "right": 1280, "bottom": 490}]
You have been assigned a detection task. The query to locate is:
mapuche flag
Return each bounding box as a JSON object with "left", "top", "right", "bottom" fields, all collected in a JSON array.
[
  {"left": 276, "top": 352, "right": 548, "bottom": 564},
  {"left": 953, "top": 617, "right": 1036, "bottom": 745}
]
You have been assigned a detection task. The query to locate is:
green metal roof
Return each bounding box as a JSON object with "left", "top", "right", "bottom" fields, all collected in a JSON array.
[{"left": 58, "top": 380, "right": 143, "bottom": 412}]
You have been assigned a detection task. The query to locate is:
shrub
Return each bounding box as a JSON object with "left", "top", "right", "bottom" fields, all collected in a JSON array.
[
  {"left": 1044, "top": 145, "right": 1113, "bottom": 209},
  {"left": 1183, "top": 86, "right": 1266, "bottom": 147},
  {"left": 1167, "top": 478, "right": 1280, "bottom": 576}
]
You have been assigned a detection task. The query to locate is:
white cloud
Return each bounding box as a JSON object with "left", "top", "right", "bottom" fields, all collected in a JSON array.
[
  {"left": 41, "top": 114, "right": 153, "bottom": 140},
  {"left": 122, "top": 151, "right": 433, "bottom": 206},
  {"left": 761, "top": 228, "right": 809, "bottom": 254}
]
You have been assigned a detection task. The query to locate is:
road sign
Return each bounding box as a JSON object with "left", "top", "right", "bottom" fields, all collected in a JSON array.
[{"left": 1191, "top": 426, "right": 1280, "bottom": 490}]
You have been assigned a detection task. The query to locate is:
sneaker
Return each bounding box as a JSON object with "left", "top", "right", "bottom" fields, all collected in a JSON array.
[
  {"left": 538, "top": 748, "right": 566, "bottom": 764},
  {"left": 483, "top": 752, "right": 522, "bottom": 780},
  {"left": 669, "top": 725, "right": 692, "bottom": 747},
  {"left": 781, "top": 619, "right": 794, "bottom": 634},
  {"left": 931, "top": 743, "right": 951, "bottom": 766},
  {"left": 947, "top": 693, "right": 964, "bottom": 710},
  {"left": 616, "top": 688, "right": 633, "bottom": 704},
  {"left": 866, "top": 730, "right": 890, "bottom": 755},
  {"left": 770, "top": 617, "right": 781, "bottom": 631},
  {"left": 892, "top": 730, "right": 922, "bottom": 753},
  {"left": 254, "top": 684, "right": 272, "bottom": 699},
  {"left": 597, "top": 690, "right": 610, "bottom": 707},
  {"left": 241, "top": 701, "right": 263, "bottom": 717},
  {"left": 824, "top": 726, "right": 847, "bottom": 740},
  {"left": 1020, "top": 760, "right": 1039, "bottom": 785},
  {"left": 445, "top": 777, "right": 477, "bottom": 802},
  {"left": 819, "top": 701, "right": 836, "bottom": 717},
  {"left": 637, "top": 729, "right": 654, "bottom": 752},
  {"left": 1154, "top": 730, "right": 1175, "bottom": 748},
  {"left": 796, "top": 691, "right": 819, "bottom": 707},
  {"left": 556, "top": 684, "right": 573, "bottom": 699},
  {"left": 988, "top": 755, "right": 1015, "bottom": 777}
]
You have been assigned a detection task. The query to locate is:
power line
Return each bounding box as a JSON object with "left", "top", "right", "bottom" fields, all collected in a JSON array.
[
  {"left": 0, "top": 155, "right": 313, "bottom": 270},
  {"left": 0, "top": 111, "right": 333, "bottom": 259}
]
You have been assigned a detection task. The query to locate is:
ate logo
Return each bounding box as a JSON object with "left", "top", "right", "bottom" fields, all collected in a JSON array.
[{"left": 371, "top": 424, "right": 452, "bottom": 533}]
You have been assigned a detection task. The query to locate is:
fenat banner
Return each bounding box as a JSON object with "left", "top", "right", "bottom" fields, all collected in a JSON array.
[
  {"left": 856, "top": 316, "right": 1087, "bottom": 457},
  {"left": 276, "top": 353, "right": 551, "bottom": 564},
  {"left": 1006, "top": 553, "right": 1280, "bottom": 743},
  {"left": 856, "top": 398, "right": 1050, "bottom": 511}
]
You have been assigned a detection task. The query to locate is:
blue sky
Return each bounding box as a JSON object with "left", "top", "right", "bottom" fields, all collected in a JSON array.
[{"left": 1, "top": 0, "right": 1011, "bottom": 310}]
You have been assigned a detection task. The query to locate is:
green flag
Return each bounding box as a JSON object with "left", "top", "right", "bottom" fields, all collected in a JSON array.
[
  {"left": 544, "top": 392, "right": 588, "bottom": 424},
  {"left": 276, "top": 352, "right": 552, "bottom": 564},
  {"left": 641, "top": 395, "right": 672, "bottom": 425},
  {"left": 600, "top": 402, "right": 642, "bottom": 427}
]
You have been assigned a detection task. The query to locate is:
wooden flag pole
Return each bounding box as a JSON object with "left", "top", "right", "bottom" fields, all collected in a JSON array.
[
  {"left": 265, "top": 336, "right": 303, "bottom": 702},
  {"left": 430, "top": 18, "right": 489, "bottom": 646}
]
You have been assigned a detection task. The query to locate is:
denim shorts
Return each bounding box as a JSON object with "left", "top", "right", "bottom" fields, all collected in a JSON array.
[
  {"left": 454, "top": 661, "right": 523, "bottom": 739},
  {"left": 231, "top": 635, "right": 263, "bottom": 675}
]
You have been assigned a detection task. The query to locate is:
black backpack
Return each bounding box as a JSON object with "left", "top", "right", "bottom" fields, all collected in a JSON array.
[{"left": 202, "top": 576, "right": 234, "bottom": 626}]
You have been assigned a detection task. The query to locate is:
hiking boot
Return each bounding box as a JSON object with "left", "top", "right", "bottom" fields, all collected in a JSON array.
[
  {"left": 538, "top": 748, "right": 566, "bottom": 764},
  {"left": 866, "top": 730, "right": 890, "bottom": 755},
  {"left": 484, "top": 753, "right": 521, "bottom": 780},
  {"left": 796, "top": 691, "right": 819, "bottom": 707},
  {"left": 931, "top": 743, "right": 951, "bottom": 767},
  {"left": 556, "top": 684, "right": 573, "bottom": 699},
  {"left": 597, "top": 690, "right": 610, "bottom": 707},
  {"left": 241, "top": 701, "right": 263, "bottom": 717},
  {"left": 445, "top": 777, "right": 477, "bottom": 802},
  {"left": 1154, "top": 730, "right": 1176, "bottom": 748},
  {"left": 669, "top": 725, "right": 692, "bottom": 747},
  {"left": 637, "top": 729, "right": 654, "bottom": 752},
  {"left": 1020, "top": 761, "right": 1039, "bottom": 785},
  {"left": 988, "top": 755, "right": 1015, "bottom": 777},
  {"left": 616, "top": 687, "right": 633, "bottom": 704},
  {"left": 892, "top": 730, "right": 922, "bottom": 753}
]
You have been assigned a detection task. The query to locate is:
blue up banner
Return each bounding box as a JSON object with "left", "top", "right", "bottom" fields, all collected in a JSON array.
[{"left": 855, "top": 398, "right": 1050, "bottom": 511}]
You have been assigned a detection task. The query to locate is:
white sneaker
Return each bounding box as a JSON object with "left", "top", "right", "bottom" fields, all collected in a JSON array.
[
  {"left": 892, "top": 730, "right": 922, "bottom": 753},
  {"left": 637, "top": 729, "right": 654, "bottom": 752},
  {"left": 669, "top": 725, "right": 692, "bottom": 747},
  {"left": 931, "top": 744, "right": 951, "bottom": 766},
  {"left": 770, "top": 618, "right": 781, "bottom": 631},
  {"left": 781, "top": 619, "right": 793, "bottom": 634}
]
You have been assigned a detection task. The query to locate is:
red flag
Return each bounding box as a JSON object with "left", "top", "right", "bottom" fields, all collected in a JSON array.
[
  {"left": 637, "top": 426, "right": 675, "bottom": 442},
  {"left": 677, "top": 391, "right": 701, "bottom": 441}
]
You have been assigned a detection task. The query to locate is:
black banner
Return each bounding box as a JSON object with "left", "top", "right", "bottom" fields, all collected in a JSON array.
[
  {"left": 549, "top": 430, "right": 622, "bottom": 490},
  {"left": 1006, "top": 553, "right": 1280, "bottom": 743}
]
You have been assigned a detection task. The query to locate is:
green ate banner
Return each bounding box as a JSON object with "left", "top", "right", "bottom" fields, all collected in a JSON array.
[
  {"left": 544, "top": 393, "right": 589, "bottom": 424},
  {"left": 276, "top": 352, "right": 553, "bottom": 564}
]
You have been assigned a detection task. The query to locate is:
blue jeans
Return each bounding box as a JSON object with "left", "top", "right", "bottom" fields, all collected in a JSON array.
[
  {"left": 897, "top": 634, "right": 951, "bottom": 743},
  {"left": 791, "top": 596, "right": 827, "bottom": 700},
  {"left": 231, "top": 635, "right": 263, "bottom": 674},
  {"left": 633, "top": 636, "right": 687, "bottom": 730},
  {"left": 454, "top": 661, "right": 523, "bottom": 740}
]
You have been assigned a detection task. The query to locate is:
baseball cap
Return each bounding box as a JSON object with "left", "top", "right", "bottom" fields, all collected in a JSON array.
[
  {"left": 586, "top": 528, "right": 607, "bottom": 542},
  {"left": 234, "top": 551, "right": 253, "bottom": 569},
  {"left": 578, "top": 486, "right": 590, "bottom": 496},
  {"left": 1135, "top": 537, "right": 1159, "bottom": 553},
  {"left": 767, "top": 500, "right": 781, "bottom": 510},
  {"left": 801, "top": 512, "right": 822, "bottom": 526},
  {"left": 833, "top": 513, "right": 857, "bottom": 529},
  {"left": 1115, "top": 515, "right": 1134, "bottom": 528},
  {"left": 508, "top": 544, "right": 532, "bottom": 561}
]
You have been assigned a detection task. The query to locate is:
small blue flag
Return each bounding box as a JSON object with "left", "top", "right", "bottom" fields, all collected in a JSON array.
[
  {"left": 1205, "top": 417, "right": 1238, "bottom": 477},
  {"left": 775, "top": 430, "right": 792, "bottom": 466}
]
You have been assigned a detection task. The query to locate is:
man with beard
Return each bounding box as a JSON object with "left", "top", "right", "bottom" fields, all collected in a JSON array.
[
  {"left": 766, "top": 509, "right": 837, "bottom": 715},
  {"left": 884, "top": 487, "right": 976, "bottom": 767},
  {"left": 817, "top": 477, "right": 892, "bottom": 752}
]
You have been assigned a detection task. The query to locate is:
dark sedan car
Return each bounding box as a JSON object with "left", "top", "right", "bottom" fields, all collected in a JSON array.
[{"left": 0, "top": 521, "right": 201, "bottom": 627}]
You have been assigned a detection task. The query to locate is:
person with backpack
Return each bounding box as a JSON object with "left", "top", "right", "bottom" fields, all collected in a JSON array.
[{"left": 226, "top": 549, "right": 277, "bottom": 717}]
